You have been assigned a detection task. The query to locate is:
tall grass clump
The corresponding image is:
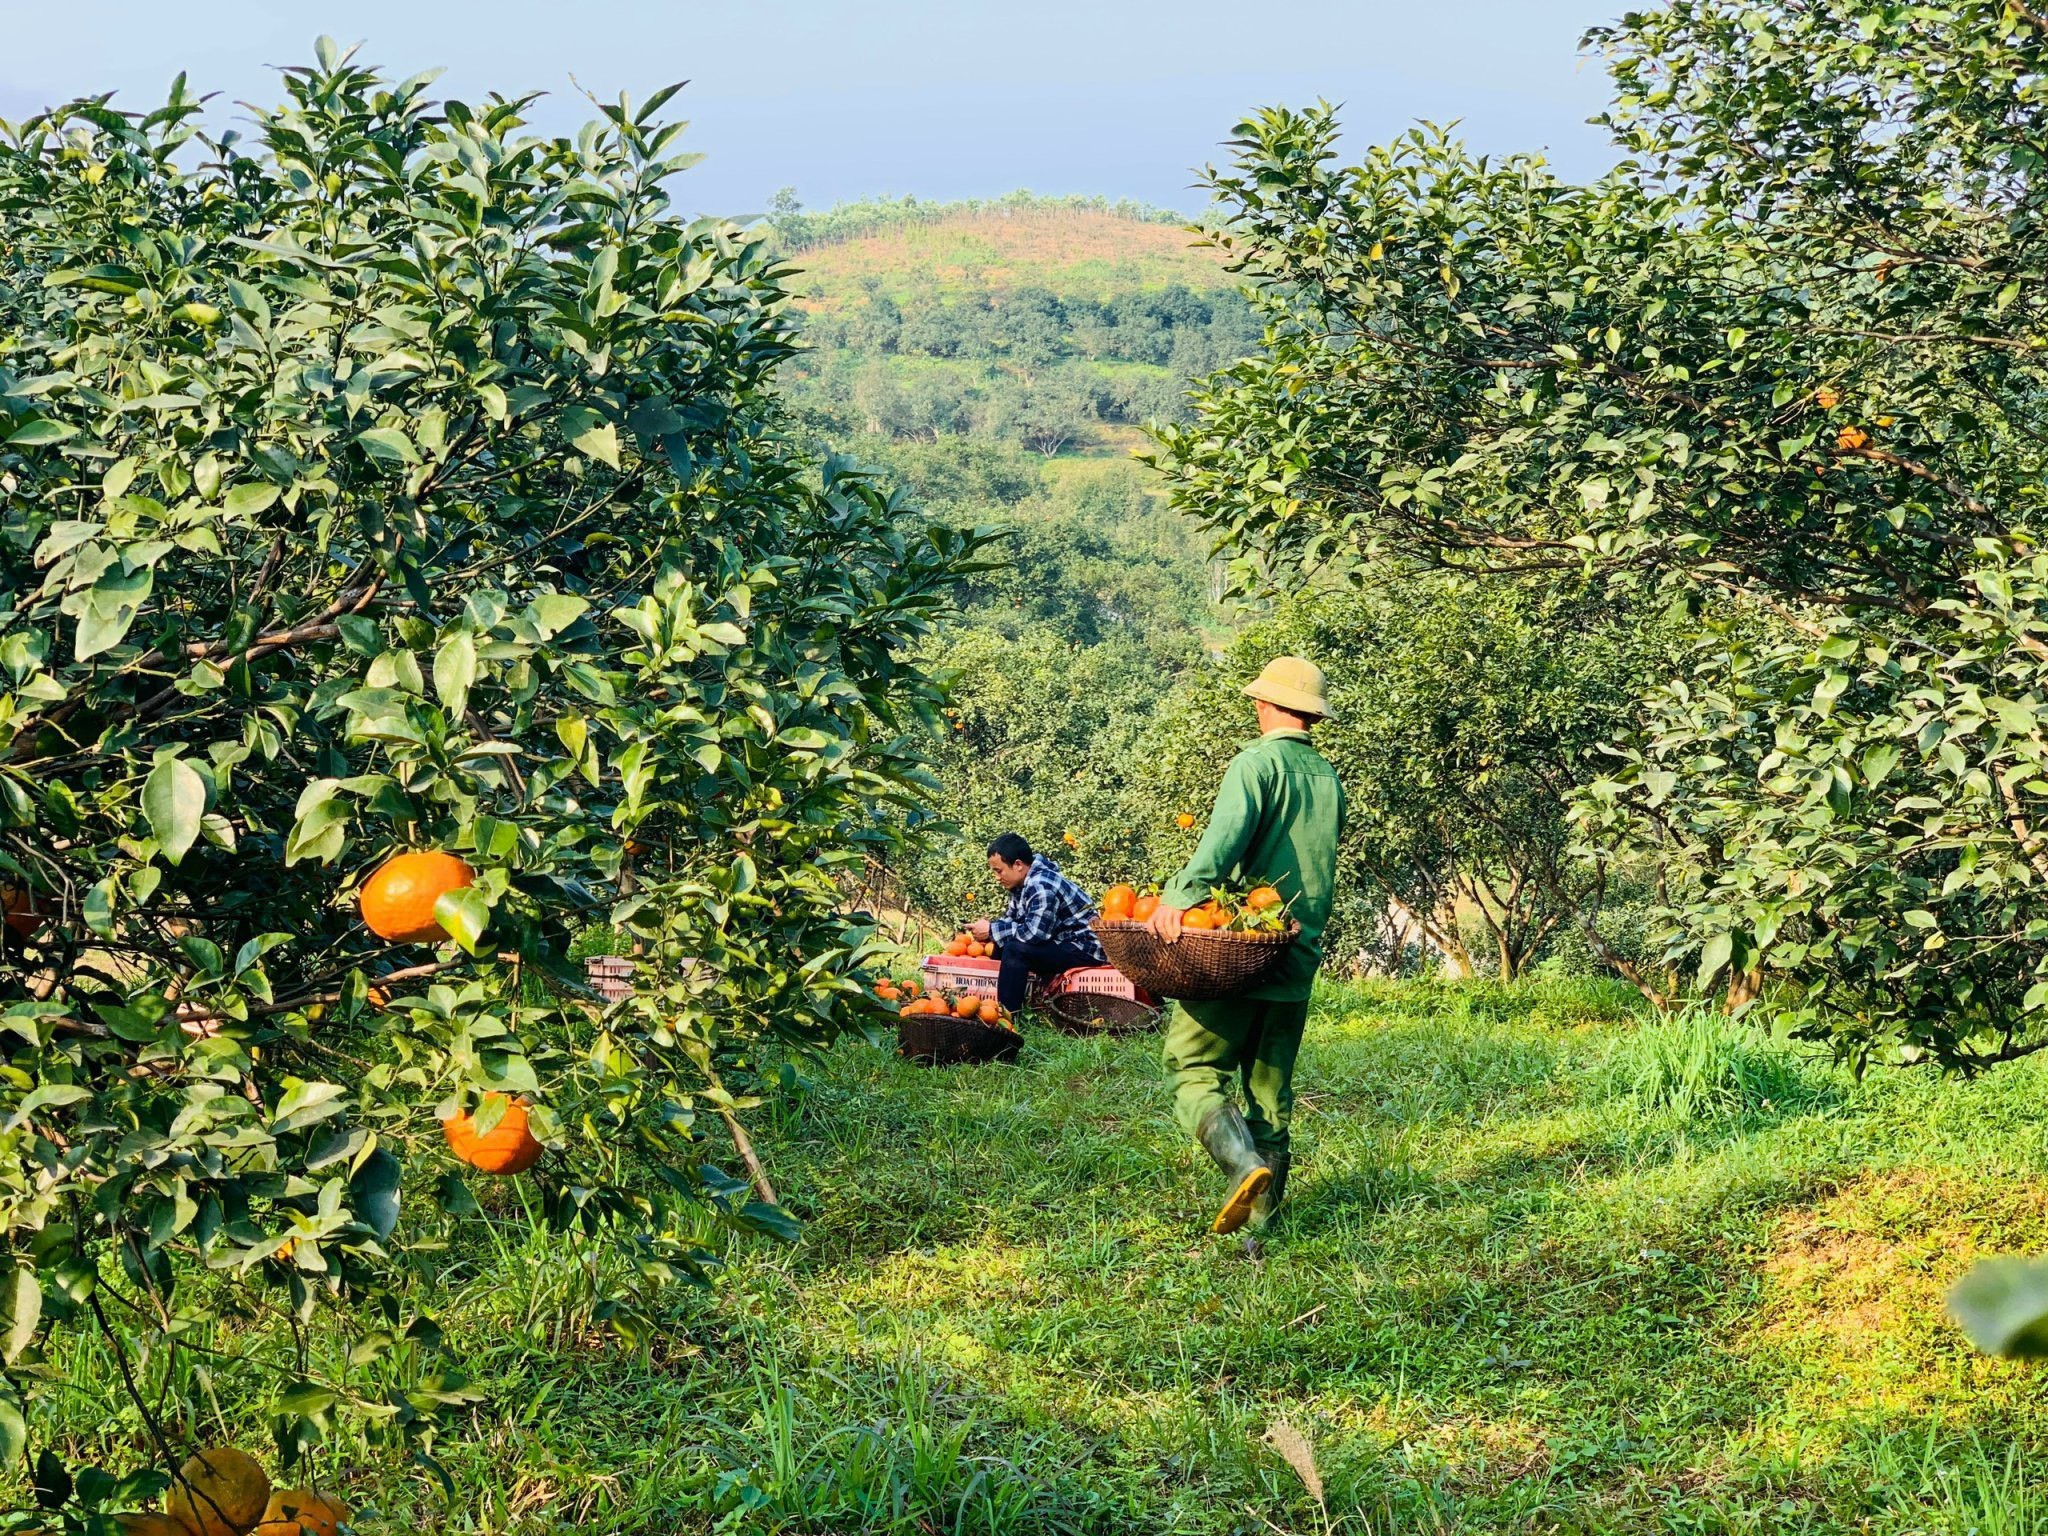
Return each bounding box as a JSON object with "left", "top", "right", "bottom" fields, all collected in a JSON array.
[{"left": 1606, "top": 1005, "right": 1833, "bottom": 1120}]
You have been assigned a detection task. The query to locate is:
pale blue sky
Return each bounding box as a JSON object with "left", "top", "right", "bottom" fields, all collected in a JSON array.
[{"left": 1, "top": 2, "right": 1621, "bottom": 218}]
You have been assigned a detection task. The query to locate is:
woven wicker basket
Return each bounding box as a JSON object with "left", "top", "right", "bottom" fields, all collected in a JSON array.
[
  {"left": 1091, "top": 919, "right": 1300, "bottom": 1002},
  {"left": 897, "top": 1012, "right": 1023, "bottom": 1066},
  {"left": 1046, "top": 990, "right": 1161, "bottom": 1035}
]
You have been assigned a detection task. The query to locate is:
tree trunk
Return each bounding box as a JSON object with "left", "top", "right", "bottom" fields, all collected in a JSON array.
[
  {"left": 1723, "top": 965, "right": 1763, "bottom": 1013},
  {"left": 1496, "top": 929, "right": 1519, "bottom": 982},
  {"left": 1580, "top": 919, "right": 1670, "bottom": 1010}
]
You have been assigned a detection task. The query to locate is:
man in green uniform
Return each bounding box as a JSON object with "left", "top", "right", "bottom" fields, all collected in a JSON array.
[{"left": 1150, "top": 656, "right": 1346, "bottom": 1235}]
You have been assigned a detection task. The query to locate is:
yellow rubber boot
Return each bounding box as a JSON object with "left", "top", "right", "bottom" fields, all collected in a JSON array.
[{"left": 1196, "top": 1104, "right": 1272, "bottom": 1235}]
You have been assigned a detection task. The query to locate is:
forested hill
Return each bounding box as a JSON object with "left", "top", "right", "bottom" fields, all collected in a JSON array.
[
  {"left": 772, "top": 195, "right": 1253, "bottom": 453},
  {"left": 763, "top": 194, "right": 1256, "bottom": 919}
]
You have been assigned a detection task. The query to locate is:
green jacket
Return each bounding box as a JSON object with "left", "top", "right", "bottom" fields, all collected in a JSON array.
[{"left": 1164, "top": 728, "right": 1347, "bottom": 1002}]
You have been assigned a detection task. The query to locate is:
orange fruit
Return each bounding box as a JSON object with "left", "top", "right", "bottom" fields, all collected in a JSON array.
[
  {"left": 256, "top": 1489, "right": 349, "bottom": 1536},
  {"left": 359, "top": 851, "right": 474, "bottom": 944},
  {"left": 1132, "top": 894, "right": 1160, "bottom": 923},
  {"left": 441, "top": 1093, "right": 543, "bottom": 1175},
  {"left": 1837, "top": 424, "right": 1869, "bottom": 451},
  {"left": 955, "top": 994, "right": 981, "bottom": 1019},
  {"left": 877, "top": 982, "right": 900, "bottom": 1000},
  {"left": 1176, "top": 813, "right": 1196, "bottom": 830},
  {"left": 1815, "top": 385, "right": 1839, "bottom": 410},
  {"left": 1102, "top": 884, "right": 1137, "bottom": 921},
  {"left": 168, "top": 1447, "right": 270, "bottom": 1536},
  {"left": 1, "top": 881, "right": 43, "bottom": 939},
  {"left": 904, "top": 980, "right": 921, "bottom": 997},
  {"left": 1245, "top": 886, "right": 1282, "bottom": 912},
  {"left": 1181, "top": 908, "right": 1213, "bottom": 930},
  {"left": 978, "top": 997, "right": 1001, "bottom": 1025}
]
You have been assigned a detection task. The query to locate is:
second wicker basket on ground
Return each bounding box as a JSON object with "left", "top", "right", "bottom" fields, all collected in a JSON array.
[
  {"left": 1046, "top": 990, "right": 1161, "bottom": 1035},
  {"left": 897, "top": 1011, "right": 1023, "bottom": 1066},
  {"left": 1091, "top": 919, "right": 1300, "bottom": 1002}
]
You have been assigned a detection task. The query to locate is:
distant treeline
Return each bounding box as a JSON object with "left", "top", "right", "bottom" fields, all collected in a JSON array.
[{"left": 762, "top": 189, "right": 1193, "bottom": 253}]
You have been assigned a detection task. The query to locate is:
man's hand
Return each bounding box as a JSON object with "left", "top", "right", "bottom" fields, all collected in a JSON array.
[
  {"left": 971, "top": 918, "right": 992, "bottom": 942},
  {"left": 1149, "top": 904, "right": 1187, "bottom": 945}
]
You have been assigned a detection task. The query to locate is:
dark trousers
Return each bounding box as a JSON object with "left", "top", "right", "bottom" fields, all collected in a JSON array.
[{"left": 997, "top": 938, "right": 1102, "bottom": 1010}]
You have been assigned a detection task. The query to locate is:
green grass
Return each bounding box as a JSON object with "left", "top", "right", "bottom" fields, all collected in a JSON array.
[{"left": 42, "top": 978, "right": 2048, "bottom": 1533}]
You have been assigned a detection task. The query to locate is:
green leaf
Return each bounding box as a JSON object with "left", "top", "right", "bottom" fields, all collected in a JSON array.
[
  {"left": 223, "top": 482, "right": 281, "bottom": 516},
  {"left": 527, "top": 593, "right": 589, "bottom": 639},
  {"left": 143, "top": 754, "right": 208, "bottom": 865},
  {"left": 435, "top": 886, "right": 489, "bottom": 954},
  {"left": 433, "top": 629, "right": 477, "bottom": 716},
  {"left": 0, "top": 1395, "right": 22, "bottom": 1469},
  {"left": 1861, "top": 742, "right": 1901, "bottom": 787},
  {"left": 1949, "top": 1257, "right": 2048, "bottom": 1358},
  {"left": 270, "top": 1079, "right": 349, "bottom": 1135},
  {"left": 4, "top": 419, "right": 75, "bottom": 447},
  {"left": 0, "top": 1268, "right": 40, "bottom": 1364},
  {"left": 733, "top": 1200, "right": 801, "bottom": 1243},
  {"left": 350, "top": 1146, "right": 402, "bottom": 1243},
  {"left": 356, "top": 426, "right": 419, "bottom": 465},
  {"left": 336, "top": 614, "right": 383, "bottom": 656},
  {"left": 69, "top": 566, "right": 153, "bottom": 660},
  {"left": 561, "top": 404, "right": 621, "bottom": 468},
  {"left": 1697, "top": 930, "right": 1734, "bottom": 988}
]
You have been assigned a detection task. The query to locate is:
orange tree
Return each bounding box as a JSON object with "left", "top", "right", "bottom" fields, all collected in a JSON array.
[
  {"left": 0, "top": 42, "right": 989, "bottom": 1522},
  {"left": 1154, "top": 3, "right": 2048, "bottom": 1071}
]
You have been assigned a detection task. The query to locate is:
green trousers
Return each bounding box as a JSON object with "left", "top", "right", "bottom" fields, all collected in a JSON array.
[{"left": 1162, "top": 995, "right": 1311, "bottom": 1161}]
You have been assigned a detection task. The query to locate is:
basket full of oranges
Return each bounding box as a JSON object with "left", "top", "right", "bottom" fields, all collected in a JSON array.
[
  {"left": 1091, "top": 882, "right": 1299, "bottom": 1001},
  {"left": 890, "top": 983, "right": 1022, "bottom": 1066}
]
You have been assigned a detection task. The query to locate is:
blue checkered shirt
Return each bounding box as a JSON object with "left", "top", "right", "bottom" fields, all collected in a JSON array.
[{"left": 990, "top": 854, "right": 1106, "bottom": 960}]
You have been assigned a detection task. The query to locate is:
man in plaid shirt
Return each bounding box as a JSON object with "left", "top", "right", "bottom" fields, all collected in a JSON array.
[{"left": 971, "top": 833, "right": 1108, "bottom": 1010}]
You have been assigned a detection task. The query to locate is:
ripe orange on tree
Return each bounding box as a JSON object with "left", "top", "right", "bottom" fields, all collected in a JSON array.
[
  {"left": 256, "top": 1489, "right": 350, "bottom": 1536},
  {"left": 441, "top": 1092, "right": 543, "bottom": 1175},
  {"left": 167, "top": 1446, "right": 271, "bottom": 1536},
  {"left": 1101, "top": 883, "right": 1138, "bottom": 922},
  {"left": 358, "top": 850, "right": 474, "bottom": 944}
]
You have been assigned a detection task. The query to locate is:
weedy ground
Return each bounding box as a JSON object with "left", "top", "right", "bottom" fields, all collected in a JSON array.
[{"left": 44, "top": 979, "right": 2048, "bottom": 1533}]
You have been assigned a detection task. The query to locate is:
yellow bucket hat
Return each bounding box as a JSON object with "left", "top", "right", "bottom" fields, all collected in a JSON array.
[{"left": 1243, "top": 656, "right": 1333, "bottom": 721}]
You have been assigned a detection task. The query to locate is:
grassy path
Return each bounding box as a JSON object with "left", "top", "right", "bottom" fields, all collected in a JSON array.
[
  {"left": 59, "top": 981, "right": 2048, "bottom": 1532},
  {"left": 385, "top": 979, "right": 2048, "bottom": 1532}
]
